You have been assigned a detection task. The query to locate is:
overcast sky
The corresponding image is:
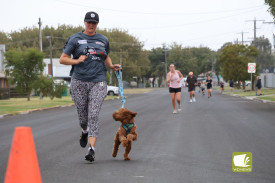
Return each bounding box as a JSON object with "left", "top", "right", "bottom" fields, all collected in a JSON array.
[{"left": 0, "top": 0, "right": 274, "bottom": 51}]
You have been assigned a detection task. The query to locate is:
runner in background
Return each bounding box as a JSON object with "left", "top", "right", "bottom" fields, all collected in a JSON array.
[
  {"left": 206, "top": 76, "right": 212, "bottom": 98},
  {"left": 220, "top": 81, "right": 224, "bottom": 94},
  {"left": 166, "top": 64, "right": 183, "bottom": 113},
  {"left": 185, "top": 72, "right": 197, "bottom": 103}
]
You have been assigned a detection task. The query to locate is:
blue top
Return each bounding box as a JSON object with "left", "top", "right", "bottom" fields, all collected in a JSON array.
[{"left": 63, "top": 32, "right": 110, "bottom": 82}]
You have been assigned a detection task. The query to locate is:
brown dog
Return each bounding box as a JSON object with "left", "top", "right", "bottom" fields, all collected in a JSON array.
[{"left": 112, "top": 108, "right": 138, "bottom": 160}]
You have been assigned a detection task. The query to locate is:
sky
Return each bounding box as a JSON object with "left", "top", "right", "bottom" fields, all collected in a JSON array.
[{"left": 0, "top": 0, "right": 274, "bottom": 51}]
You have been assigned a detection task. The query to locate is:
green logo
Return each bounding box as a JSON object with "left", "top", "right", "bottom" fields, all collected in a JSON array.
[{"left": 232, "top": 152, "right": 252, "bottom": 172}]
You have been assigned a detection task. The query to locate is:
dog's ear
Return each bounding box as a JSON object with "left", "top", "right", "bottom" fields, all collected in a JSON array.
[{"left": 131, "top": 112, "right": 137, "bottom": 118}]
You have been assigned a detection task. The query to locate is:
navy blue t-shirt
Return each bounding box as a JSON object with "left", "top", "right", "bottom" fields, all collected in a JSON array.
[{"left": 63, "top": 32, "right": 110, "bottom": 82}]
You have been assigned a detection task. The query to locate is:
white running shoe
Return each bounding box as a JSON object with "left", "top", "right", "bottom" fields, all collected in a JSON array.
[
  {"left": 189, "top": 99, "right": 193, "bottom": 103},
  {"left": 173, "top": 110, "right": 177, "bottom": 114},
  {"left": 178, "top": 106, "right": 181, "bottom": 111},
  {"left": 192, "top": 97, "right": 196, "bottom": 102}
]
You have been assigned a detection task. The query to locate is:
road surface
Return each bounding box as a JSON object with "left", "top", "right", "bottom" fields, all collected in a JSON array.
[{"left": 0, "top": 88, "right": 275, "bottom": 183}]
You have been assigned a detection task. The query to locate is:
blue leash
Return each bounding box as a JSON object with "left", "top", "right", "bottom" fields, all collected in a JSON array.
[{"left": 115, "top": 68, "right": 126, "bottom": 108}]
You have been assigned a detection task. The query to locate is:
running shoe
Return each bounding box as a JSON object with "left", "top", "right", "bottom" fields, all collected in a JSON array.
[
  {"left": 173, "top": 110, "right": 177, "bottom": 114},
  {"left": 192, "top": 98, "right": 196, "bottom": 102},
  {"left": 80, "top": 132, "right": 88, "bottom": 148},
  {"left": 189, "top": 99, "right": 193, "bottom": 103},
  {"left": 178, "top": 106, "right": 181, "bottom": 111},
  {"left": 85, "top": 147, "right": 95, "bottom": 162}
]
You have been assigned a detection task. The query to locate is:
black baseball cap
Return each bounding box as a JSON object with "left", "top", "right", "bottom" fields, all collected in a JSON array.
[{"left": 84, "top": 11, "right": 99, "bottom": 23}]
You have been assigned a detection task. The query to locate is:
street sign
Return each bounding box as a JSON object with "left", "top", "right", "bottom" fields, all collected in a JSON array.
[{"left": 248, "top": 63, "right": 256, "bottom": 73}]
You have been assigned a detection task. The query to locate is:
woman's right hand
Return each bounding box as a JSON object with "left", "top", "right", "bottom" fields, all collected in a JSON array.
[{"left": 77, "top": 55, "right": 88, "bottom": 64}]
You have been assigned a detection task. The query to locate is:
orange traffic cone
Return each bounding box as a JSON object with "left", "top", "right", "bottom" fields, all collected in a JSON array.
[{"left": 4, "top": 127, "right": 42, "bottom": 183}]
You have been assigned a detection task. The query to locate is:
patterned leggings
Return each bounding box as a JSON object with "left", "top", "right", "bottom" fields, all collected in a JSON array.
[{"left": 70, "top": 78, "right": 107, "bottom": 137}]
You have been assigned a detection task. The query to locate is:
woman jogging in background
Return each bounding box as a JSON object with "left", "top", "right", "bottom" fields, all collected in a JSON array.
[
  {"left": 60, "top": 11, "right": 120, "bottom": 162},
  {"left": 206, "top": 76, "right": 212, "bottom": 98},
  {"left": 220, "top": 81, "right": 224, "bottom": 94},
  {"left": 186, "top": 72, "right": 197, "bottom": 103},
  {"left": 166, "top": 64, "right": 183, "bottom": 114}
]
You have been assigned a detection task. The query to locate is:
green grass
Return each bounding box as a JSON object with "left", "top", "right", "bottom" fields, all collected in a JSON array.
[
  {"left": 257, "top": 96, "right": 275, "bottom": 101},
  {"left": 0, "top": 88, "right": 156, "bottom": 115},
  {"left": 232, "top": 89, "right": 275, "bottom": 97},
  {"left": 0, "top": 96, "right": 118, "bottom": 115}
]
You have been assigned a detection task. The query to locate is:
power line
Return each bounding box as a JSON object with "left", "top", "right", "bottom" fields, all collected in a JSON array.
[
  {"left": 55, "top": 0, "right": 265, "bottom": 16},
  {"left": 129, "top": 7, "right": 265, "bottom": 30}
]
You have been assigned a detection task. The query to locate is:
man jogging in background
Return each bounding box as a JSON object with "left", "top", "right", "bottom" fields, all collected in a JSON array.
[{"left": 186, "top": 72, "right": 197, "bottom": 103}]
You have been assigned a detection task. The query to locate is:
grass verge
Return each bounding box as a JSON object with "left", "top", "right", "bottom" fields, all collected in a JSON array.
[
  {"left": 232, "top": 89, "right": 275, "bottom": 97},
  {"left": 257, "top": 96, "right": 275, "bottom": 101},
  {"left": 0, "top": 96, "right": 117, "bottom": 115}
]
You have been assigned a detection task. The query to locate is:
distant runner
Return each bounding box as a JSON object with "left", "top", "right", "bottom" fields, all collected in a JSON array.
[
  {"left": 166, "top": 64, "right": 183, "bottom": 114},
  {"left": 206, "top": 76, "right": 212, "bottom": 98},
  {"left": 186, "top": 72, "right": 197, "bottom": 103}
]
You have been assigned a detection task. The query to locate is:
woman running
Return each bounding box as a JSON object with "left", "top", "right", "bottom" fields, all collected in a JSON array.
[{"left": 166, "top": 64, "right": 183, "bottom": 114}]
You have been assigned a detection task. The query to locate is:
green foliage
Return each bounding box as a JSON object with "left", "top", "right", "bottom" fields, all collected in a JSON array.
[
  {"left": 104, "top": 29, "right": 150, "bottom": 83},
  {"left": 33, "top": 75, "right": 55, "bottom": 98},
  {"left": 251, "top": 36, "right": 275, "bottom": 69},
  {"left": 219, "top": 44, "right": 259, "bottom": 88},
  {"left": 0, "top": 26, "right": 150, "bottom": 85},
  {"left": 147, "top": 43, "right": 215, "bottom": 81},
  {"left": 54, "top": 82, "right": 67, "bottom": 99},
  {"left": 265, "top": 0, "right": 275, "bottom": 19},
  {"left": 4, "top": 48, "right": 45, "bottom": 100},
  {"left": 147, "top": 47, "right": 166, "bottom": 86},
  {"left": 33, "top": 76, "right": 67, "bottom": 100}
]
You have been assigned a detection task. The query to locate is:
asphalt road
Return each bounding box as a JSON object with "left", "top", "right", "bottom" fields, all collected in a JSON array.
[{"left": 1, "top": 88, "right": 275, "bottom": 183}]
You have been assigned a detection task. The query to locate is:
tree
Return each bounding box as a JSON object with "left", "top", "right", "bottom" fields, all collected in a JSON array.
[
  {"left": 251, "top": 36, "right": 275, "bottom": 70},
  {"left": 265, "top": 0, "right": 275, "bottom": 18},
  {"left": 219, "top": 44, "right": 259, "bottom": 89},
  {"left": 4, "top": 48, "right": 45, "bottom": 100},
  {"left": 33, "top": 76, "right": 67, "bottom": 100},
  {"left": 147, "top": 47, "right": 166, "bottom": 87}
]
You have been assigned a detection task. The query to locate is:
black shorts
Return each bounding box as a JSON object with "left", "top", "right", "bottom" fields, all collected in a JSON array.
[
  {"left": 207, "top": 85, "right": 212, "bottom": 89},
  {"left": 169, "top": 87, "right": 181, "bottom": 93},
  {"left": 188, "top": 86, "right": 195, "bottom": 92}
]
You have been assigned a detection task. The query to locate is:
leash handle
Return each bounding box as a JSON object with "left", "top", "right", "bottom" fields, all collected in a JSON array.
[{"left": 115, "top": 66, "right": 126, "bottom": 108}]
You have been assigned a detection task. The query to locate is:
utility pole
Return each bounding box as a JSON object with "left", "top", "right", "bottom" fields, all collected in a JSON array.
[
  {"left": 237, "top": 31, "right": 249, "bottom": 45},
  {"left": 120, "top": 51, "right": 122, "bottom": 80},
  {"left": 38, "top": 18, "right": 43, "bottom": 52},
  {"left": 46, "top": 36, "right": 53, "bottom": 77},
  {"left": 246, "top": 18, "right": 264, "bottom": 40}
]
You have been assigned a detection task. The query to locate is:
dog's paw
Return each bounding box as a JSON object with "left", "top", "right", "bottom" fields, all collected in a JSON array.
[
  {"left": 112, "top": 152, "right": 117, "bottom": 158},
  {"left": 124, "top": 157, "right": 131, "bottom": 161}
]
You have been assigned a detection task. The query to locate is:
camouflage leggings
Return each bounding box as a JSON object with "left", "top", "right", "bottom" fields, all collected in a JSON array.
[{"left": 70, "top": 78, "right": 107, "bottom": 137}]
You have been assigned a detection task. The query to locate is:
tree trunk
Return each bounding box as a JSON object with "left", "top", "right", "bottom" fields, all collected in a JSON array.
[{"left": 27, "top": 93, "right": 31, "bottom": 101}]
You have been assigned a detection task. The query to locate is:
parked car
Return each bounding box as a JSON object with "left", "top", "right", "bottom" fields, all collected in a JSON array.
[{"left": 107, "top": 85, "right": 119, "bottom": 96}]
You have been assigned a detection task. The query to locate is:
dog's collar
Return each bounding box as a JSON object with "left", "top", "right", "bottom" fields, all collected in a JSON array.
[{"left": 122, "top": 123, "right": 135, "bottom": 135}]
